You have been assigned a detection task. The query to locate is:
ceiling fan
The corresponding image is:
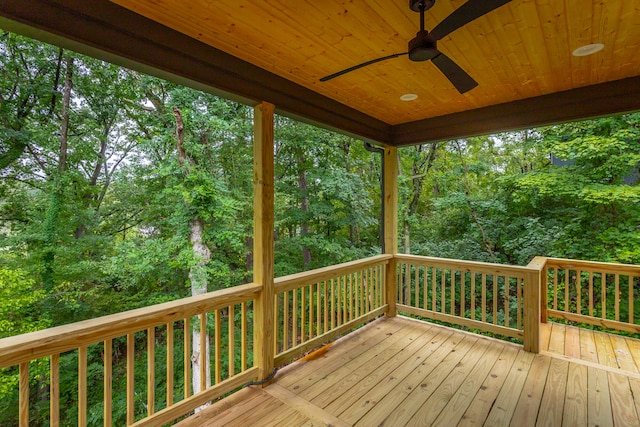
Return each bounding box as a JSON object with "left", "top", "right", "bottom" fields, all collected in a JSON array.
[{"left": 319, "top": 0, "right": 512, "bottom": 94}]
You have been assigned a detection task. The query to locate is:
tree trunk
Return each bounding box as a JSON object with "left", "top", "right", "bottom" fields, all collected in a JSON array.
[
  {"left": 246, "top": 236, "right": 254, "bottom": 277},
  {"left": 402, "top": 220, "right": 411, "bottom": 254},
  {"left": 58, "top": 56, "right": 73, "bottom": 176},
  {"left": 173, "top": 106, "right": 212, "bottom": 407},
  {"left": 297, "top": 152, "right": 311, "bottom": 268},
  {"left": 42, "top": 55, "right": 73, "bottom": 292},
  {"left": 402, "top": 144, "right": 439, "bottom": 254},
  {"left": 454, "top": 140, "right": 497, "bottom": 262},
  {"left": 189, "top": 217, "right": 212, "bottom": 402}
]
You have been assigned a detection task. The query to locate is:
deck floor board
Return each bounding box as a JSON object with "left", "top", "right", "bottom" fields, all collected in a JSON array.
[{"left": 179, "top": 317, "right": 640, "bottom": 426}]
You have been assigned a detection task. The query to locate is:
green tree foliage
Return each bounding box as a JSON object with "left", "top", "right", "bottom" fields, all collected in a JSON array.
[{"left": 399, "top": 117, "right": 639, "bottom": 265}]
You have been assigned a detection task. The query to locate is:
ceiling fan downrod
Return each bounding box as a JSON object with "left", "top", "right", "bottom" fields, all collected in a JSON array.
[{"left": 408, "top": 0, "right": 438, "bottom": 62}]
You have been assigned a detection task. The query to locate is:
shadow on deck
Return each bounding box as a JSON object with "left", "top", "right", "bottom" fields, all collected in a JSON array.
[{"left": 178, "top": 316, "right": 640, "bottom": 426}]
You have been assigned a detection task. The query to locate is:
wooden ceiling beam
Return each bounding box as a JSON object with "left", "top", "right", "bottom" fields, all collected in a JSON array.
[
  {"left": 393, "top": 76, "right": 640, "bottom": 146},
  {"left": 0, "top": 0, "right": 393, "bottom": 145}
]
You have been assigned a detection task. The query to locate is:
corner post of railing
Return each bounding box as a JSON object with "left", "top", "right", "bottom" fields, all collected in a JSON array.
[
  {"left": 524, "top": 256, "right": 546, "bottom": 353},
  {"left": 253, "top": 102, "right": 275, "bottom": 382},
  {"left": 384, "top": 146, "right": 398, "bottom": 317}
]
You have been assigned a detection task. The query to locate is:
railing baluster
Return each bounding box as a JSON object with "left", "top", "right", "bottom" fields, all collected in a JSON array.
[
  {"left": 229, "top": 305, "right": 235, "bottom": 377},
  {"left": 601, "top": 274, "right": 606, "bottom": 320},
  {"left": 353, "top": 273, "right": 358, "bottom": 316},
  {"left": 615, "top": 274, "right": 620, "bottom": 321},
  {"left": 79, "top": 346, "right": 88, "bottom": 426},
  {"left": 422, "top": 266, "right": 427, "bottom": 310},
  {"left": 166, "top": 323, "right": 174, "bottom": 407},
  {"left": 413, "top": 265, "right": 419, "bottom": 308},
  {"left": 301, "top": 286, "right": 306, "bottom": 342},
  {"left": 432, "top": 267, "right": 437, "bottom": 312},
  {"left": 564, "top": 268, "right": 569, "bottom": 312},
  {"left": 214, "top": 310, "right": 221, "bottom": 384},
  {"left": 493, "top": 275, "right": 498, "bottom": 325},
  {"left": 481, "top": 274, "right": 487, "bottom": 323},
  {"left": 241, "top": 302, "right": 248, "bottom": 371},
  {"left": 362, "top": 270, "right": 366, "bottom": 315},
  {"left": 199, "top": 314, "right": 206, "bottom": 391},
  {"left": 324, "top": 280, "right": 329, "bottom": 333},
  {"left": 127, "top": 333, "right": 135, "bottom": 425},
  {"left": 461, "top": 271, "right": 466, "bottom": 318},
  {"left": 553, "top": 268, "right": 558, "bottom": 311},
  {"left": 504, "top": 277, "right": 510, "bottom": 329},
  {"left": 184, "top": 317, "right": 191, "bottom": 398},
  {"left": 104, "top": 339, "right": 112, "bottom": 427},
  {"left": 450, "top": 269, "right": 455, "bottom": 316},
  {"left": 19, "top": 362, "right": 28, "bottom": 427},
  {"left": 366, "top": 268, "right": 370, "bottom": 310},
  {"left": 283, "top": 291, "right": 289, "bottom": 350},
  {"left": 401, "top": 264, "right": 407, "bottom": 306},
  {"left": 51, "top": 353, "right": 60, "bottom": 427},
  {"left": 376, "top": 265, "right": 380, "bottom": 307},
  {"left": 316, "top": 282, "right": 321, "bottom": 336},
  {"left": 517, "top": 277, "right": 523, "bottom": 330},
  {"left": 331, "top": 279, "right": 337, "bottom": 330},
  {"left": 309, "top": 284, "right": 314, "bottom": 339},
  {"left": 397, "top": 263, "right": 402, "bottom": 303},
  {"left": 470, "top": 272, "right": 476, "bottom": 321},
  {"left": 274, "top": 294, "right": 280, "bottom": 354},
  {"left": 441, "top": 268, "right": 446, "bottom": 314},
  {"left": 629, "top": 276, "right": 634, "bottom": 324},
  {"left": 588, "top": 272, "right": 594, "bottom": 317},
  {"left": 338, "top": 277, "right": 343, "bottom": 326},
  {"left": 147, "top": 327, "right": 155, "bottom": 416},
  {"left": 292, "top": 289, "right": 299, "bottom": 346},
  {"left": 576, "top": 270, "right": 582, "bottom": 315}
]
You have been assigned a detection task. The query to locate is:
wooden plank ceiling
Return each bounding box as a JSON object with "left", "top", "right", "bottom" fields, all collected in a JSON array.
[
  {"left": 108, "top": 0, "right": 640, "bottom": 126},
  {"left": 1, "top": 0, "right": 639, "bottom": 145}
]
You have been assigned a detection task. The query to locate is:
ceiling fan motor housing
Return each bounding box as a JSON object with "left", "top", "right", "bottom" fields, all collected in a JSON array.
[{"left": 409, "top": 30, "right": 438, "bottom": 61}]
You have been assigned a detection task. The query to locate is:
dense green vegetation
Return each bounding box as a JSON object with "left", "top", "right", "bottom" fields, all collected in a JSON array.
[{"left": 0, "top": 32, "right": 639, "bottom": 425}]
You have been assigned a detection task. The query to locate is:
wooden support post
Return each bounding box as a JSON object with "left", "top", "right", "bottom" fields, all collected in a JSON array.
[
  {"left": 253, "top": 102, "right": 275, "bottom": 382},
  {"left": 524, "top": 257, "right": 546, "bottom": 353},
  {"left": 384, "top": 146, "right": 398, "bottom": 317}
]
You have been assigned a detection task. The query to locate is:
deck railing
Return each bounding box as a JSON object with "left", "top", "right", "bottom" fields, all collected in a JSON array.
[
  {"left": 273, "top": 255, "right": 390, "bottom": 365},
  {"left": 8, "top": 254, "right": 640, "bottom": 425},
  {"left": 395, "top": 254, "right": 527, "bottom": 338},
  {"left": 543, "top": 258, "right": 640, "bottom": 333},
  {"left": 0, "top": 256, "right": 391, "bottom": 426},
  {"left": 0, "top": 283, "right": 260, "bottom": 427}
]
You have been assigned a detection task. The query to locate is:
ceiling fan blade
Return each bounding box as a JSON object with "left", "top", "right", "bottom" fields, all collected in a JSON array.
[
  {"left": 431, "top": 52, "right": 478, "bottom": 94},
  {"left": 319, "top": 52, "right": 407, "bottom": 82},
  {"left": 430, "top": 0, "right": 512, "bottom": 41}
]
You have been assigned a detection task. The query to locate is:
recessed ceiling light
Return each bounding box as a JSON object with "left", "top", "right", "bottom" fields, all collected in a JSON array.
[
  {"left": 572, "top": 43, "right": 604, "bottom": 57},
  {"left": 400, "top": 93, "right": 418, "bottom": 101}
]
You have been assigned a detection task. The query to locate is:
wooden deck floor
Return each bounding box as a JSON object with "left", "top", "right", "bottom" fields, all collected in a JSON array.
[
  {"left": 178, "top": 317, "right": 640, "bottom": 426},
  {"left": 540, "top": 321, "right": 640, "bottom": 375}
]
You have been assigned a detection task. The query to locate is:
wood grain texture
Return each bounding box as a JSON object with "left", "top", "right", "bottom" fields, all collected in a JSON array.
[
  {"left": 181, "top": 316, "right": 640, "bottom": 427},
  {"left": 253, "top": 102, "right": 276, "bottom": 382},
  {"left": 107, "top": 0, "right": 640, "bottom": 126},
  {"left": 4, "top": 0, "right": 640, "bottom": 148}
]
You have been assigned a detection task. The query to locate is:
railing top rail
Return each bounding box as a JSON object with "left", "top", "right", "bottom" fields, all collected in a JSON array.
[
  {"left": 274, "top": 254, "right": 392, "bottom": 292},
  {"left": 395, "top": 253, "right": 534, "bottom": 275},
  {"left": 0, "top": 282, "right": 261, "bottom": 369},
  {"left": 543, "top": 257, "right": 640, "bottom": 275}
]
